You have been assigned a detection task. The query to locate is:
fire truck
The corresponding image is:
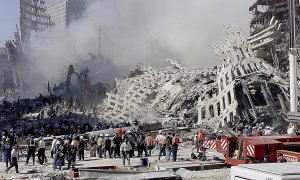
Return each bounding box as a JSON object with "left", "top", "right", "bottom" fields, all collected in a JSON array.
[{"left": 202, "top": 129, "right": 300, "bottom": 166}]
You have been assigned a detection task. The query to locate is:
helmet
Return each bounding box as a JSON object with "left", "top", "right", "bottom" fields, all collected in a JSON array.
[
  {"left": 100, "top": 134, "right": 104, "bottom": 137},
  {"left": 105, "top": 134, "right": 109, "bottom": 137},
  {"left": 80, "top": 136, "right": 84, "bottom": 139},
  {"left": 6, "top": 138, "right": 10, "bottom": 142},
  {"left": 158, "top": 130, "right": 162, "bottom": 134},
  {"left": 2, "top": 136, "right": 6, "bottom": 140}
]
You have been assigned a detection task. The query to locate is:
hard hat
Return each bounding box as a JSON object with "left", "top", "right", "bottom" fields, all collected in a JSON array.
[
  {"left": 6, "top": 138, "right": 10, "bottom": 142},
  {"left": 158, "top": 130, "right": 162, "bottom": 134},
  {"left": 80, "top": 136, "right": 84, "bottom": 139},
  {"left": 105, "top": 134, "right": 109, "bottom": 137},
  {"left": 2, "top": 136, "right": 6, "bottom": 140},
  {"left": 100, "top": 134, "right": 104, "bottom": 137}
]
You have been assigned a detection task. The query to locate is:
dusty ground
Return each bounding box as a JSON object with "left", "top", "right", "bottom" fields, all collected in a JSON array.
[{"left": 0, "top": 146, "right": 230, "bottom": 179}]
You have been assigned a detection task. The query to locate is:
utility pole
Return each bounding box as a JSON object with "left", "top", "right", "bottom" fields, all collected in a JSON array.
[{"left": 289, "top": 0, "right": 298, "bottom": 112}]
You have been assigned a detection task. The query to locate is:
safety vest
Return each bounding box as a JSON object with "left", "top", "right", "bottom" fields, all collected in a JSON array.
[{"left": 197, "top": 131, "right": 203, "bottom": 141}]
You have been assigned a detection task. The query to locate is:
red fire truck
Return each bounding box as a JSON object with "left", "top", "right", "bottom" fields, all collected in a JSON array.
[{"left": 203, "top": 134, "right": 300, "bottom": 166}]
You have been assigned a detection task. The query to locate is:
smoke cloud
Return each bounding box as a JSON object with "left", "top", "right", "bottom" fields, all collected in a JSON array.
[{"left": 24, "top": 0, "right": 255, "bottom": 97}]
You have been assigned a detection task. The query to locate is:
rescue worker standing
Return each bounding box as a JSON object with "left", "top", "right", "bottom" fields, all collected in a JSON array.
[
  {"left": 25, "top": 135, "right": 36, "bottom": 165},
  {"left": 67, "top": 142, "right": 77, "bottom": 169},
  {"left": 197, "top": 130, "right": 204, "bottom": 152},
  {"left": 104, "top": 134, "right": 112, "bottom": 158},
  {"left": 78, "top": 136, "right": 86, "bottom": 161},
  {"left": 158, "top": 132, "right": 167, "bottom": 160},
  {"left": 172, "top": 133, "right": 179, "bottom": 162},
  {"left": 145, "top": 133, "right": 153, "bottom": 156},
  {"left": 113, "top": 133, "right": 122, "bottom": 158},
  {"left": 5, "top": 145, "right": 19, "bottom": 173},
  {"left": 165, "top": 133, "right": 172, "bottom": 160},
  {"left": 4, "top": 138, "right": 12, "bottom": 168},
  {"left": 97, "top": 134, "right": 104, "bottom": 158},
  {"left": 120, "top": 139, "right": 132, "bottom": 166}
]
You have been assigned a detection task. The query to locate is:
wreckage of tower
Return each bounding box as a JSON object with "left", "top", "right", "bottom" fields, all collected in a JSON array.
[{"left": 99, "top": 22, "right": 291, "bottom": 132}]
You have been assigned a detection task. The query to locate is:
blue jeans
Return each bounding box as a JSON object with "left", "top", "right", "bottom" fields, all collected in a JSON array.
[
  {"left": 172, "top": 145, "right": 178, "bottom": 161},
  {"left": 122, "top": 151, "right": 130, "bottom": 166},
  {"left": 165, "top": 148, "right": 171, "bottom": 160},
  {"left": 53, "top": 152, "right": 61, "bottom": 170}
]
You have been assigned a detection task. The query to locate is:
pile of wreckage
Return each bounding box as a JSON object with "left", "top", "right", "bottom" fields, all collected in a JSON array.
[{"left": 99, "top": 18, "right": 291, "bottom": 133}]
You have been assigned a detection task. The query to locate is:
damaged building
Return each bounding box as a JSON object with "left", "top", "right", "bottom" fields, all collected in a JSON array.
[{"left": 99, "top": 20, "right": 291, "bottom": 132}]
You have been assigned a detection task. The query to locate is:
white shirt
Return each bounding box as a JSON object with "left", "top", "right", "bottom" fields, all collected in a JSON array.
[
  {"left": 287, "top": 127, "right": 295, "bottom": 135},
  {"left": 39, "top": 140, "right": 45, "bottom": 148},
  {"left": 51, "top": 139, "right": 57, "bottom": 151},
  {"left": 11, "top": 148, "right": 18, "bottom": 158}
]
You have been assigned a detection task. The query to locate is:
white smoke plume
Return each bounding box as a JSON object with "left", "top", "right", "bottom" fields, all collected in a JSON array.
[{"left": 24, "top": 0, "right": 255, "bottom": 97}]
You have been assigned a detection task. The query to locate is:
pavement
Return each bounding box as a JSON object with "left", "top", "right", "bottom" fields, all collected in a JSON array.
[{"left": 0, "top": 146, "right": 230, "bottom": 179}]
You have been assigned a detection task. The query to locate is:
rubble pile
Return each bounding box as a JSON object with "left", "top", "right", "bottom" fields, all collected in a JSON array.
[{"left": 99, "top": 22, "right": 291, "bottom": 133}]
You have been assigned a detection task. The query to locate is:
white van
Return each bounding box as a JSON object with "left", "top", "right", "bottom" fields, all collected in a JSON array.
[{"left": 231, "top": 162, "right": 300, "bottom": 180}]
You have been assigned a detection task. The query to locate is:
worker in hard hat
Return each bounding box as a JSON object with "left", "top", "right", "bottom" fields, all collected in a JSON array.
[{"left": 104, "top": 134, "right": 112, "bottom": 158}]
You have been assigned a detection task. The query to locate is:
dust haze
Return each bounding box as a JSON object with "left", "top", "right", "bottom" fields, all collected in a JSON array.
[{"left": 24, "top": 0, "right": 255, "bottom": 97}]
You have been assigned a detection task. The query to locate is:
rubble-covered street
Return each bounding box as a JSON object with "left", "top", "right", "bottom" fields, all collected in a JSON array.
[{"left": 2, "top": 0, "right": 300, "bottom": 180}]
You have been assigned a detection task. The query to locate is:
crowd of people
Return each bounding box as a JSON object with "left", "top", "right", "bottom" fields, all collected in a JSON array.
[{"left": 0, "top": 127, "right": 180, "bottom": 173}]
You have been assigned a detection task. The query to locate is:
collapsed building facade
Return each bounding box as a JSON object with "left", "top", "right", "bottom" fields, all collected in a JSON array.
[
  {"left": 249, "top": 0, "right": 300, "bottom": 71},
  {"left": 99, "top": 19, "right": 291, "bottom": 132}
]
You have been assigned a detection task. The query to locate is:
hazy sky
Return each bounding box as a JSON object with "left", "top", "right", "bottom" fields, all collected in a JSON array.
[{"left": 0, "top": 0, "right": 19, "bottom": 46}]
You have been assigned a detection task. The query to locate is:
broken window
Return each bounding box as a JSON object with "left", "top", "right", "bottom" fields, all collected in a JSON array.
[
  {"left": 209, "top": 105, "right": 214, "bottom": 118},
  {"left": 229, "top": 112, "right": 233, "bottom": 122},
  {"left": 225, "top": 73, "right": 229, "bottom": 86},
  {"left": 217, "top": 102, "right": 220, "bottom": 116},
  {"left": 236, "top": 68, "right": 242, "bottom": 76},
  {"left": 220, "top": 78, "right": 224, "bottom": 90},
  {"left": 228, "top": 91, "right": 232, "bottom": 105},
  {"left": 201, "top": 107, "right": 206, "bottom": 119}
]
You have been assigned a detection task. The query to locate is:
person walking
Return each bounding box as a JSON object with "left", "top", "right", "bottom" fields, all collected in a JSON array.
[
  {"left": 172, "top": 133, "right": 179, "bottom": 162},
  {"left": 37, "top": 137, "right": 46, "bottom": 164},
  {"left": 53, "top": 140, "right": 63, "bottom": 170},
  {"left": 3, "top": 138, "right": 12, "bottom": 168},
  {"left": 25, "top": 135, "right": 36, "bottom": 165},
  {"left": 120, "top": 140, "right": 132, "bottom": 166},
  {"left": 158, "top": 132, "right": 167, "bottom": 160},
  {"left": 145, "top": 133, "right": 153, "bottom": 156},
  {"left": 50, "top": 136, "right": 57, "bottom": 158},
  {"left": 165, "top": 133, "right": 172, "bottom": 160},
  {"left": 5, "top": 145, "right": 19, "bottom": 173}
]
